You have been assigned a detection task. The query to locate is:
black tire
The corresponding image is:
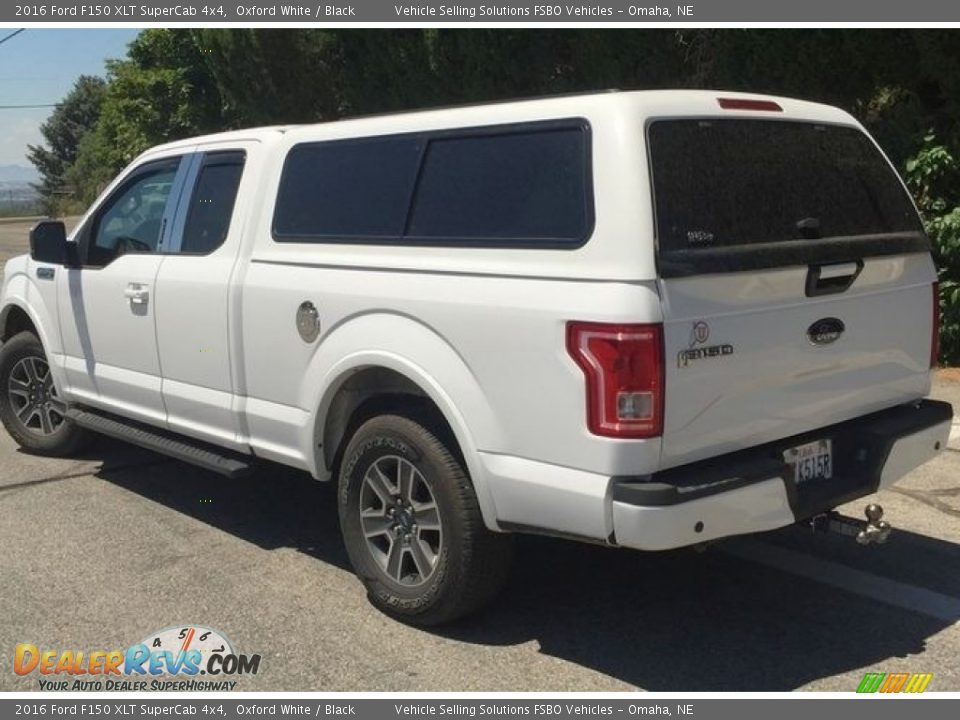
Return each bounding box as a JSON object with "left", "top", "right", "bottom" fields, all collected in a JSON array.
[
  {"left": 0, "top": 332, "right": 89, "bottom": 456},
  {"left": 338, "top": 413, "right": 512, "bottom": 625}
]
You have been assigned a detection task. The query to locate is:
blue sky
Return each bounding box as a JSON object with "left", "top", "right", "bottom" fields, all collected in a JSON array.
[{"left": 0, "top": 29, "right": 140, "bottom": 168}]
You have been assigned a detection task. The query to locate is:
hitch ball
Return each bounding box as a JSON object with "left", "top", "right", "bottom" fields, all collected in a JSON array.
[{"left": 855, "top": 504, "right": 892, "bottom": 545}]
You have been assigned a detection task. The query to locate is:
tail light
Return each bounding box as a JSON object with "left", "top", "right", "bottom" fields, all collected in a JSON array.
[
  {"left": 566, "top": 322, "right": 664, "bottom": 438},
  {"left": 932, "top": 281, "right": 940, "bottom": 368}
]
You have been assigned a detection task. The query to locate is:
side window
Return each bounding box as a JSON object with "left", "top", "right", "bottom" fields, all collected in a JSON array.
[
  {"left": 271, "top": 120, "right": 593, "bottom": 247},
  {"left": 179, "top": 151, "right": 246, "bottom": 254},
  {"left": 273, "top": 137, "right": 423, "bottom": 240},
  {"left": 88, "top": 158, "right": 180, "bottom": 265},
  {"left": 407, "top": 128, "right": 589, "bottom": 242}
]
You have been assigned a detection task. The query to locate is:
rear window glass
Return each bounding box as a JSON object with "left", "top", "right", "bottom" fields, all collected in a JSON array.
[
  {"left": 272, "top": 122, "right": 591, "bottom": 246},
  {"left": 181, "top": 151, "right": 245, "bottom": 254},
  {"left": 648, "top": 120, "right": 921, "bottom": 252}
]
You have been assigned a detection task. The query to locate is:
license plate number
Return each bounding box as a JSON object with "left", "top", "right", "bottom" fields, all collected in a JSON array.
[{"left": 784, "top": 439, "right": 833, "bottom": 484}]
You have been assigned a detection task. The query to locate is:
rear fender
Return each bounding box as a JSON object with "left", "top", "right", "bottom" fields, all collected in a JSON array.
[{"left": 299, "top": 313, "right": 505, "bottom": 530}]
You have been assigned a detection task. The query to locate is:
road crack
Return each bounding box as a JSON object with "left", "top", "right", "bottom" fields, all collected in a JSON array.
[
  {"left": 890, "top": 485, "right": 960, "bottom": 519},
  {"left": 0, "top": 459, "right": 174, "bottom": 497}
]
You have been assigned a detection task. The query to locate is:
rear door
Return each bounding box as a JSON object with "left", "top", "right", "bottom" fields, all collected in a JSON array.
[
  {"left": 648, "top": 118, "right": 937, "bottom": 469},
  {"left": 154, "top": 145, "right": 251, "bottom": 450}
]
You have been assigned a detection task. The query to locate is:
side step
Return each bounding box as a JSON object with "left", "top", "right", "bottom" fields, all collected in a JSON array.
[{"left": 66, "top": 407, "right": 256, "bottom": 478}]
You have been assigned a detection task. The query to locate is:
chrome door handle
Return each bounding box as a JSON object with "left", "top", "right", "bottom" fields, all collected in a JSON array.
[{"left": 124, "top": 283, "right": 149, "bottom": 304}]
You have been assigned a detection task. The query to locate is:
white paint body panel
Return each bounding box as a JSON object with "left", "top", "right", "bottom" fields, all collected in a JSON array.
[
  {"left": 659, "top": 255, "right": 935, "bottom": 469},
  {"left": 155, "top": 140, "right": 262, "bottom": 450},
  {"left": 58, "top": 254, "right": 166, "bottom": 424}
]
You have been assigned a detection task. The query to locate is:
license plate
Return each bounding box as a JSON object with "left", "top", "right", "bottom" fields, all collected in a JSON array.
[{"left": 783, "top": 439, "right": 833, "bottom": 484}]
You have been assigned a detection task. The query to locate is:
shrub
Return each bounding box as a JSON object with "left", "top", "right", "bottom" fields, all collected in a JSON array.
[{"left": 904, "top": 134, "right": 960, "bottom": 365}]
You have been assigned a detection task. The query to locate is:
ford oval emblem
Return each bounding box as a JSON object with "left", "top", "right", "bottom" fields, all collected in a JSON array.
[{"left": 807, "top": 317, "right": 845, "bottom": 346}]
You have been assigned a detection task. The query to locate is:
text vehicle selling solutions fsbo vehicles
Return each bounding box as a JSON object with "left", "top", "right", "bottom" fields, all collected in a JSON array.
[{"left": 0, "top": 91, "right": 952, "bottom": 624}]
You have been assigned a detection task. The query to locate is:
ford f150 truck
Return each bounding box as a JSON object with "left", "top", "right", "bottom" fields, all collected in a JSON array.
[{"left": 0, "top": 90, "right": 953, "bottom": 624}]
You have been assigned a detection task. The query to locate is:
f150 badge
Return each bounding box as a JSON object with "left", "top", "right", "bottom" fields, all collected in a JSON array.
[{"left": 678, "top": 320, "right": 734, "bottom": 367}]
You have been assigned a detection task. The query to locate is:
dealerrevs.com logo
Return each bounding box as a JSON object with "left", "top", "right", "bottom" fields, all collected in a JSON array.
[{"left": 14, "top": 625, "right": 262, "bottom": 691}]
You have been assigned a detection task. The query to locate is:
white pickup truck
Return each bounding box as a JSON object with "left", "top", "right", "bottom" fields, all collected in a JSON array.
[{"left": 0, "top": 90, "right": 952, "bottom": 624}]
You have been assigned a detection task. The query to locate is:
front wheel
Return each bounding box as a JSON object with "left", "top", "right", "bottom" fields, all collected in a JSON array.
[
  {"left": 338, "top": 413, "right": 512, "bottom": 625},
  {"left": 0, "top": 332, "right": 88, "bottom": 456}
]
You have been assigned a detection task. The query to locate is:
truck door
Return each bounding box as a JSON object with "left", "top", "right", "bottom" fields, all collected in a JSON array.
[
  {"left": 58, "top": 153, "right": 192, "bottom": 424},
  {"left": 153, "top": 146, "right": 251, "bottom": 450}
]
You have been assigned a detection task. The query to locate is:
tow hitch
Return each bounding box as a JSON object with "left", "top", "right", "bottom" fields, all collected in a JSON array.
[{"left": 808, "top": 503, "right": 892, "bottom": 545}]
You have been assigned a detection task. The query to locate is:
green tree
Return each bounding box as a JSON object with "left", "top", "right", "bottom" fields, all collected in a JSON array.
[
  {"left": 67, "top": 29, "right": 225, "bottom": 204},
  {"left": 906, "top": 135, "right": 960, "bottom": 364},
  {"left": 26, "top": 75, "right": 106, "bottom": 213},
  {"left": 190, "top": 29, "right": 344, "bottom": 125}
]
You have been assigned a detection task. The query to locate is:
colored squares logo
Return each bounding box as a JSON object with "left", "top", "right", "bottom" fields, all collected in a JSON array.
[{"left": 857, "top": 672, "right": 933, "bottom": 693}]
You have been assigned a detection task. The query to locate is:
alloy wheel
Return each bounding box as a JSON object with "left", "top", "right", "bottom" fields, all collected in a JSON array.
[
  {"left": 359, "top": 455, "right": 443, "bottom": 587},
  {"left": 7, "top": 356, "right": 67, "bottom": 436}
]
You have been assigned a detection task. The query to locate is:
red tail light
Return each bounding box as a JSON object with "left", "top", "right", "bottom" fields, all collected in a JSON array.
[
  {"left": 717, "top": 97, "right": 783, "bottom": 112},
  {"left": 932, "top": 281, "right": 940, "bottom": 368},
  {"left": 566, "top": 322, "right": 664, "bottom": 438}
]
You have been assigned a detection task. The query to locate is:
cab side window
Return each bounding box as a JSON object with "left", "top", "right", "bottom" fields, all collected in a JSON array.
[
  {"left": 179, "top": 151, "right": 246, "bottom": 254},
  {"left": 87, "top": 158, "right": 181, "bottom": 266}
]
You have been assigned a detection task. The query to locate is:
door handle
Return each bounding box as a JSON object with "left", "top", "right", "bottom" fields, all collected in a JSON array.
[
  {"left": 805, "top": 260, "right": 864, "bottom": 297},
  {"left": 124, "top": 283, "right": 149, "bottom": 304}
]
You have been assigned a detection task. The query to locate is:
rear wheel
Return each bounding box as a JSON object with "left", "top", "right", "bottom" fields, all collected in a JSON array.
[
  {"left": 0, "top": 332, "right": 88, "bottom": 456},
  {"left": 338, "top": 413, "right": 512, "bottom": 625}
]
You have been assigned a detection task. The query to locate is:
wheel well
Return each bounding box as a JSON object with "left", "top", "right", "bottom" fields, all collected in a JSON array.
[
  {"left": 321, "top": 367, "right": 462, "bottom": 479},
  {"left": 0, "top": 306, "right": 37, "bottom": 343}
]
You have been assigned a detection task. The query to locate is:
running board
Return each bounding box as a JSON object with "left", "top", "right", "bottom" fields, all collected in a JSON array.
[{"left": 66, "top": 407, "right": 256, "bottom": 478}]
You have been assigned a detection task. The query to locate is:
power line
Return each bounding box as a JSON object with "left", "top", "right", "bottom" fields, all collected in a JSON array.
[
  {"left": 1, "top": 30, "right": 69, "bottom": 111},
  {"left": 0, "top": 29, "right": 25, "bottom": 46},
  {"left": 2, "top": 31, "right": 63, "bottom": 115}
]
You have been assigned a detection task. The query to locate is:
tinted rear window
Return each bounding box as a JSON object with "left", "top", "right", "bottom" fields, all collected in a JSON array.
[
  {"left": 648, "top": 120, "right": 921, "bottom": 252},
  {"left": 181, "top": 151, "right": 245, "bottom": 254},
  {"left": 272, "top": 121, "right": 591, "bottom": 246}
]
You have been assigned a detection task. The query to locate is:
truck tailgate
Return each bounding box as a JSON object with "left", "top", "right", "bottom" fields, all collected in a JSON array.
[{"left": 659, "top": 255, "right": 934, "bottom": 468}]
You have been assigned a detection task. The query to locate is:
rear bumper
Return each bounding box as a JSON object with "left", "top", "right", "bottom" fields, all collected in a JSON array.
[{"left": 612, "top": 400, "right": 952, "bottom": 551}]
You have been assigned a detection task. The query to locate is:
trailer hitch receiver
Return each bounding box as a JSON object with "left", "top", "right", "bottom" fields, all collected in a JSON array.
[{"left": 808, "top": 503, "right": 892, "bottom": 545}]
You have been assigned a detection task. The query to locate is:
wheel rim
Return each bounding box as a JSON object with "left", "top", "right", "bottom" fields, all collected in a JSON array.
[
  {"left": 7, "top": 356, "right": 67, "bottom": 436},
  {"left": 359, "top": 455, "right": 443, "bottom": 587}
]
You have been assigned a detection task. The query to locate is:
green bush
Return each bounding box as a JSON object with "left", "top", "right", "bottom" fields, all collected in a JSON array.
[{"left": 905, "top": 134, "right": 960, "bottom": 365}]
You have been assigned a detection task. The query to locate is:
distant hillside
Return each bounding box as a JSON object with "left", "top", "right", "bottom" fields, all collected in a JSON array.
[
  {"left": 0, "top": 165, "right": 38, "bottom": 183},
  {"left": 0, "top": 165, "right": 40, "bottom": 210}
]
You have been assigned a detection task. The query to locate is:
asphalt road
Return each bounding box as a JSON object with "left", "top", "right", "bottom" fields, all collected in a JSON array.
[{"left": 1, "top": 217, "right": 960, "bottom": 692}]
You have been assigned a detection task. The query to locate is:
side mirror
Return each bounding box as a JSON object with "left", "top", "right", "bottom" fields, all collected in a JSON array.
[{"left": 29, "top": 220, "right": 68, "bottom": 265}]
